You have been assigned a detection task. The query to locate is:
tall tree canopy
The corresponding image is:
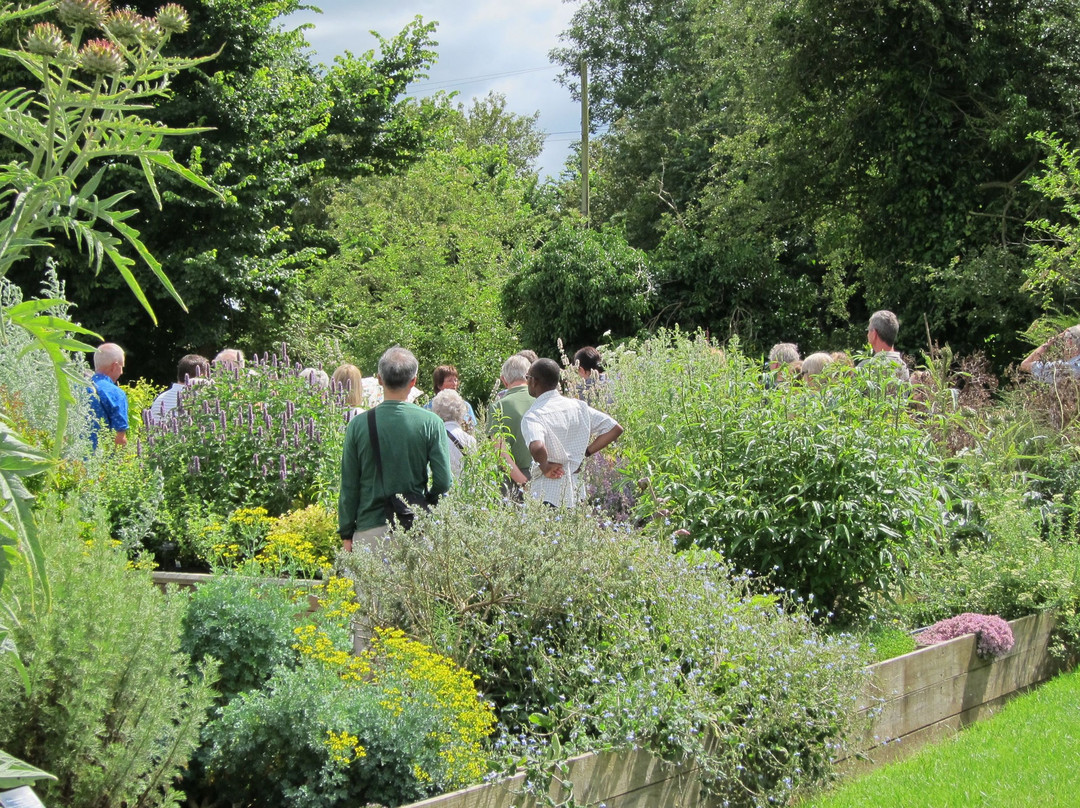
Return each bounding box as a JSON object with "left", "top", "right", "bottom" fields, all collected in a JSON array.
[
  {"left": 289, "top": 95, "right": 547, "bottom": 402},
  {"left": 553, "top": 0, "right": 1080, "bottom": 364},
  {"left": 7, "top": 0, "right": 441, "bottom": 381}
]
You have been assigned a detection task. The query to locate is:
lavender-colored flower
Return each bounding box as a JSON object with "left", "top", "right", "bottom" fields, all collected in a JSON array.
[
  {"left": 279, "top": 454, "right": 287, "bottom": 481},
  {"left": 261, "top": 464, "right": 268, "bottom": 477},
  {"left": 191, "top": 455, "right": 201, "bottom": 474},
  {"left": 135, "top": 438, "right": 142, "bottom": 458},
  {"left": 253, "top": 453, "right": 260, "bottom": 468},
  {"left": 915, "top": 613, "right": 1015, "bottom": 659},
  {"left": 220, "top": 411, "right": 227, "bottom": 432}
]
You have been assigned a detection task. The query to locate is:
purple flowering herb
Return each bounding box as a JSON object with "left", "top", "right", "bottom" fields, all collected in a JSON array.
[
  {"left": 253, "top": 453, "right": 260, "bottom": 468},
  {"left": 220, "top": 411, "right": 227, "bottom": 432},
  {"left": 263, "top": 408, "right": 272, "bottom": 429},
  {"left": 281, "top": 342, "right": 288, "bottom": 363},
  {"left": 261, "top": 464, "right": 268, "bottom": 477},
  {"left": 279, "top": 454, "right": 287, "bottom": 481},
  {"left": 915, "top": 613, "right": 1015, "bottom": 659},
  {"left": 191, "top": 455, "right": 201, "bottom": 474},
  {"left": 257, "top": 426, "right": 264, "bottom": 440},
  {"left": 135, "top": 438, "right": 142, "bottom": 458},
  {"left": 142, "top": 408, "right": 152, "bottom": 428}
]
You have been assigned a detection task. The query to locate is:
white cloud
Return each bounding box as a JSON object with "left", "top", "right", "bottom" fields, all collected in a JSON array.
[{"left": 285, "top": 0, "right": 579, "bottom": 177}]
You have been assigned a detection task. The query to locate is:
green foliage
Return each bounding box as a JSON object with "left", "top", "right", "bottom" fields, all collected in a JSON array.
[
  {"left": 503, "top": 221, "right": 654, "bottom": 355},
  {"left": 551, "top": 0, "right": 1079, "bottom": 368},
  {"left": 181, "top": 574, "right": 299, "bottom": 701},
  {"left": 22, "top": 2, "right": 443, "bottom": 382},
  {"left": 295, "top": 111, "right": 543, "bottom": 401},
  {"left": 892, "top": 486, "right": 1080, "bottom": 636},
  {"left": 86, "top": 440, "right": 166, "bottom": 555},
  {"left": 0, "top": 0, "right": 216, "bottom": 305},
  {"left": 602, "top": 331, "right": 946, "bottom": 616},
  {"left": 339, "top": 473, "right": 867, "bottom": 806},
  {"left": 0, "top": 494, "right": 217, "bottom": 808},
  {"left": 204, "top": 581, "right": 495, "bottom": 808},
  {"left": 141, "top": 346, "right": 348, "bottom": 522},
  {"left": 1025, "top": 131, "right": 1080, "bottom": 310}
]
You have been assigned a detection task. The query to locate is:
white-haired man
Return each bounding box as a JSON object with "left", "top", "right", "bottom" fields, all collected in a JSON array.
[
  {"left": 88, "top": 342, "right": 128, "bottom": 448},
  {"left": 338, "top": 346, "right": 452, "bottom": 554}
]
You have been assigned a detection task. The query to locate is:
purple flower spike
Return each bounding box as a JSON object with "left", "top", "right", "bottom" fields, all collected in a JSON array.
[{"left": 279, "top": 454, "right": 287, "bottom": 481}]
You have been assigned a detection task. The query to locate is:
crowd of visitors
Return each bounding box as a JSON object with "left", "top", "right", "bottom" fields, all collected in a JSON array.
[{"left": 87, "top": 307, "right": 1076, "bottom": 562}]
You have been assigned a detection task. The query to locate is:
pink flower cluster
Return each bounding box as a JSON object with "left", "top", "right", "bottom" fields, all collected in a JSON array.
[{"left": 915, "top": 613, "right": 1015, "bottom": 659}]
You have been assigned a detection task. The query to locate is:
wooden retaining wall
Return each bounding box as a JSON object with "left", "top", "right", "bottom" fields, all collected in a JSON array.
[
  {"left": 155, "top": 574, "right": 1065, "bottom": 807},
  {"left": 846, "top": 611, "right": 1064, "bottom": 771},
  {"left": 401, "top": 613, "right": 1067, "bottom": 808}
]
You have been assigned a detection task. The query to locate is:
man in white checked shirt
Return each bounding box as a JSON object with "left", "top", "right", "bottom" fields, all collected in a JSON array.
[{"left": 520, "top": 358, "right": 623, "bottom": 507}]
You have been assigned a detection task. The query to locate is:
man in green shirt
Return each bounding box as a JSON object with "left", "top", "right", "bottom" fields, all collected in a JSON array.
[
  {"left": 488, "top": 354, "right": 535, "bottom": 490},
  {"left": 338, "top": 346, "right": 452, "bottom": 554}
]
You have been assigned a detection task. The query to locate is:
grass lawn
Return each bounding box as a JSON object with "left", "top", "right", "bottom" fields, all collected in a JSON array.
[{"left": 801, "top": 667, "right": 1080, "bottom": 807}]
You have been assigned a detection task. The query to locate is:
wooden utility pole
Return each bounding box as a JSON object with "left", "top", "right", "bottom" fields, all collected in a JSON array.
[{"left": 580, "top": 59, "right": 589, "bottom": 220}]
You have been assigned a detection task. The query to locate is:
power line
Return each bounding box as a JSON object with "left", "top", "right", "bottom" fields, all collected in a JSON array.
[{"left": 410, "top": 65, "right": 558, "bottom": 92}]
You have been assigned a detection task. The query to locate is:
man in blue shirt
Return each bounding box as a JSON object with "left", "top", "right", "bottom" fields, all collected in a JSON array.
[{"left": 88, "top": 342, "right": 128, "bottom": 449}]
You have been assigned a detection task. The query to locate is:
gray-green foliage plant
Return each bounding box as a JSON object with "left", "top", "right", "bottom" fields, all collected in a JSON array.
[
  {"left": 604, "top": 331, "right": 947, "bottom": 617},
  {"left": 0, "top": 493, "right": 217, "bottom": 808},
  {"left": 340, "top": 465, "right": 868, "bottom": 807},
  {"left": 181, "top": 574, "right": 299, "bottom": 702}
]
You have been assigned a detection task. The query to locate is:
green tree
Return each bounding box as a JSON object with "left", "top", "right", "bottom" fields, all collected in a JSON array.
[
  {"left": 503, "top": 220, "right": 654, "bottom": 355},
  {"left": 6, "top": 1, "right": 442, "bottom": 381},
  {"left": 292, "top": 101, "right": 544, "bottom": 402}
]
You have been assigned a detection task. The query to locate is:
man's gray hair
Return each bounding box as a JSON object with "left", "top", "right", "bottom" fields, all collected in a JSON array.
[
  {"left": 768, "top": 343, "right": 800, "bottom": 364},
  {"left": 501, "top": 354, "right": 530, "bottom": 384},
  {"left": 378, "top": 345, "right": 418, "bottom": 391},
  {"left": 431, "top": 389, "right": 468, "bottom": 424},
  {"left": 869, "top": 310, "right": 900, "bottom": 348},
  {"left": 213, "top": 348, "right": 245, "bottom": 369},
  {"left": 94, "top": 342, "right": 124, "bottom": 371}
]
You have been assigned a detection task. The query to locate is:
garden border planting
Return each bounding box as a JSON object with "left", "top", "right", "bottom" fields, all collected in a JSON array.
[{"left": 395, "top": 613, "right": 1068, "bottom": 808}]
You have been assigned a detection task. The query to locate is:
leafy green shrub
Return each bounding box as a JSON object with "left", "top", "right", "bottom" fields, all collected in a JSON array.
[
  {"left": 203, "top": 578, "right": 495, "bottom": 808},
  {"left": 340, "top": 483, "right": 868, "bottom": 806},
  {"left": 257, "top": 504, "right": 339, "bottom": 576},
  {"left": 85, "top": 441, "right": 167, "bottom": 556},
  {"left": 141, "top": 346, "right": 348, "bottom": 520},
  {"left": 0, "top": 494, "right": 216, "bottom": 808},
  {"left": 603, "top": 331, "right": 947, "bottom": 616},
  {"left": 503, "top": 221, "right": 654, "bottom": 354},
  {"left": 891, "top": 487, "right": 1080, "bottom": 638},
  {"left": 181, "top": 574, "right": 300, "bottom": 702}
]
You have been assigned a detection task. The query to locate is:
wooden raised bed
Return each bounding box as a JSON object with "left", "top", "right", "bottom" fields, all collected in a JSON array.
[
  {"left": 156, "top": 573, "right": 1066, "bottom": 807},
  {"left": 401, "top": 612, "right": 1067, "bottom": 808},
  {"left": 846, "top": 611, "right": 1064, "bottom": 771}
]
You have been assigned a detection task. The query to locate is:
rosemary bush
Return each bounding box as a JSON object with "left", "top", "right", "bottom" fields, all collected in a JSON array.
[{"left": 0, "top": 493, "right": 216, "bottom": 808}]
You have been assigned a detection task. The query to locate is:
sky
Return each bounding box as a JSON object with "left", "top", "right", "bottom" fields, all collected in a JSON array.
[{"left": 283, "top": 0, "right": 582, "bottom": 178}]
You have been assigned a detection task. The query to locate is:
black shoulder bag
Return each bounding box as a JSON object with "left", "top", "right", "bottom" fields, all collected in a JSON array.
[{"left": 367, "top": 408, "right": 430, "bottom": 531}]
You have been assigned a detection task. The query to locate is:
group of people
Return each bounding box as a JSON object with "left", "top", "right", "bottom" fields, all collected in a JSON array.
[
  {"left": 767, "top": 310, "right": 912, "bottom": 387},
  {"left": 87, "top": 345, "right": 248, "bottom": 449},
  {"left": 337, "top": 345, "right": 624, "bottom": 553}
]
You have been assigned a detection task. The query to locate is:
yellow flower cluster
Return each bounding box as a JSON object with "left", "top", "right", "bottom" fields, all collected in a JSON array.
[
  {"left": 365, "top": 628, "right": 496, "bottom": 785},
  {"left": 293, "top": 624, "right": 371, "bottom": 682},
  {"left": 316, "top": 576, "right": 361, "bottom": 623},
  {"left": 229, "top": 507, "right": 272, "bottom": 528},
  {"left": 325, "top": 729, "right": 366, "bottom": 766},
  {"left": 256, "top": 529, "right": 328, "bottom": 576}
]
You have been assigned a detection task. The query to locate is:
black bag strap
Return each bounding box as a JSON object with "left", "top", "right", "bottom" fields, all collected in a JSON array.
[
  {"left": 367, "top": 408, "right": 385, "bottom": 492},
  {"left": 446, "top": 428, "right": 465, "bottom": 452}
]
